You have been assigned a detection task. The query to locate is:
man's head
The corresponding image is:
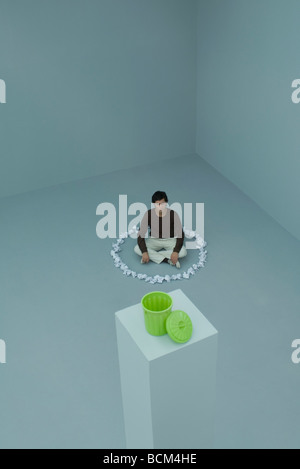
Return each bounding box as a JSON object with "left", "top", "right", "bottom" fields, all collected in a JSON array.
[
  {"left": 152, "top": 191, "right": 168, "bottom": 205},
  {"left": 152, "top": 191, "right": 168, "bottom": 216}
]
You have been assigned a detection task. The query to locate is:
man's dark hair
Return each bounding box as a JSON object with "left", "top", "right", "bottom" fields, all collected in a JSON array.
[{"left": 152, "top": 191, "right": 168, "bottom": 204}]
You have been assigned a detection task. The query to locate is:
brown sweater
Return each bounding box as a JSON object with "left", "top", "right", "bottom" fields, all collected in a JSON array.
[{"left": 137, "top": 208, "right": 184, "bottom": 254}]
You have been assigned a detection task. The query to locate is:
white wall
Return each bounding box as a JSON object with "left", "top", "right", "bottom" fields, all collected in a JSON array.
[
  {"left": 0, "top": 0, "right": 197, "bottom": 198},
  {"left": 196, "top": 0, "right": 300, "bottom": 241}
]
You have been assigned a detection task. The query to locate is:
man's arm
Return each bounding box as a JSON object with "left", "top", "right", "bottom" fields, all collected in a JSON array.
[
  {"left": 172, "top": 211, "right": 184, "bottom": 253},
  {"left": 173, "top": 231, "right": 184, "bottom": 253},
  {"left": 137, "top": 210, "right": 149, "bottom": 253}
]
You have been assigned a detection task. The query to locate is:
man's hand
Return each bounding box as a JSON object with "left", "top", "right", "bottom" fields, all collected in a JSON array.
[
  {"left": 170, "top": 251, "right": 179, "bottom": 265},
  {"left": 142, "top": 252, "right": 150, "bottom": 263}
]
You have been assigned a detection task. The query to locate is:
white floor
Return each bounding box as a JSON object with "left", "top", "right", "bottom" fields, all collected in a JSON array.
[{"left": 0, "top": 153, "right": 299, "bottom": 448}]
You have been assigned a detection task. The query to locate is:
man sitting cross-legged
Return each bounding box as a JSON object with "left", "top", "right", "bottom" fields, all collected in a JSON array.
[{"left": 134, "top": 191, "right": 187, "bottom": 269}]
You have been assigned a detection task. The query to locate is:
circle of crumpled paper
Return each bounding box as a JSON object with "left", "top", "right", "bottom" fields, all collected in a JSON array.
[{"left": 110, "top": 226, "right": 207, "bottom": 284}]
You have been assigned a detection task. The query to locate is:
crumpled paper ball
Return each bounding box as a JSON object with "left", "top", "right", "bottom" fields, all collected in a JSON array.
[
  {"left": 196, "top": 237, "right": 205, "bottom": 249},
  {"left": 128, "top": 225, "right": 138, "bottom": 236}
]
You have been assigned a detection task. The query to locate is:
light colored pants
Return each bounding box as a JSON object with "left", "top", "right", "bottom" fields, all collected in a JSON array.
[{"left": 134, "top": 237, "right": 187, "bottom": 264}]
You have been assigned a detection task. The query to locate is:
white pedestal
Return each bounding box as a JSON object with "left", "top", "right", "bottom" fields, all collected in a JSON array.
[{"left": 115, "top": 288, "right": 218, "bottom": 449}]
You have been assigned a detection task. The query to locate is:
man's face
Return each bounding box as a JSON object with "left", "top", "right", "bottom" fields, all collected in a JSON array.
[{"left": 154, "top": 198, "right": 168, "bottom": 215}]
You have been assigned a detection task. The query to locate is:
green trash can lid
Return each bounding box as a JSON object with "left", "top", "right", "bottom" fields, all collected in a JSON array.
[{"left": 166, "top": 310, "right": 193, "bottom": 343}]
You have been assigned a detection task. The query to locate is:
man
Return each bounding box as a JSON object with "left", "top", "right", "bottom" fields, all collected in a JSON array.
[{"left": 134, "top": 191, "right": 187, "bottom": 268}]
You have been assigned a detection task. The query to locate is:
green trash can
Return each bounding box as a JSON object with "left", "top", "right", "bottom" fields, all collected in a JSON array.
[
  {"left": 141, "top": 291, "right": 173, "bottom": 336},
  {"left": 141, "top": 292, "right": 193, "bottom": 343}
]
